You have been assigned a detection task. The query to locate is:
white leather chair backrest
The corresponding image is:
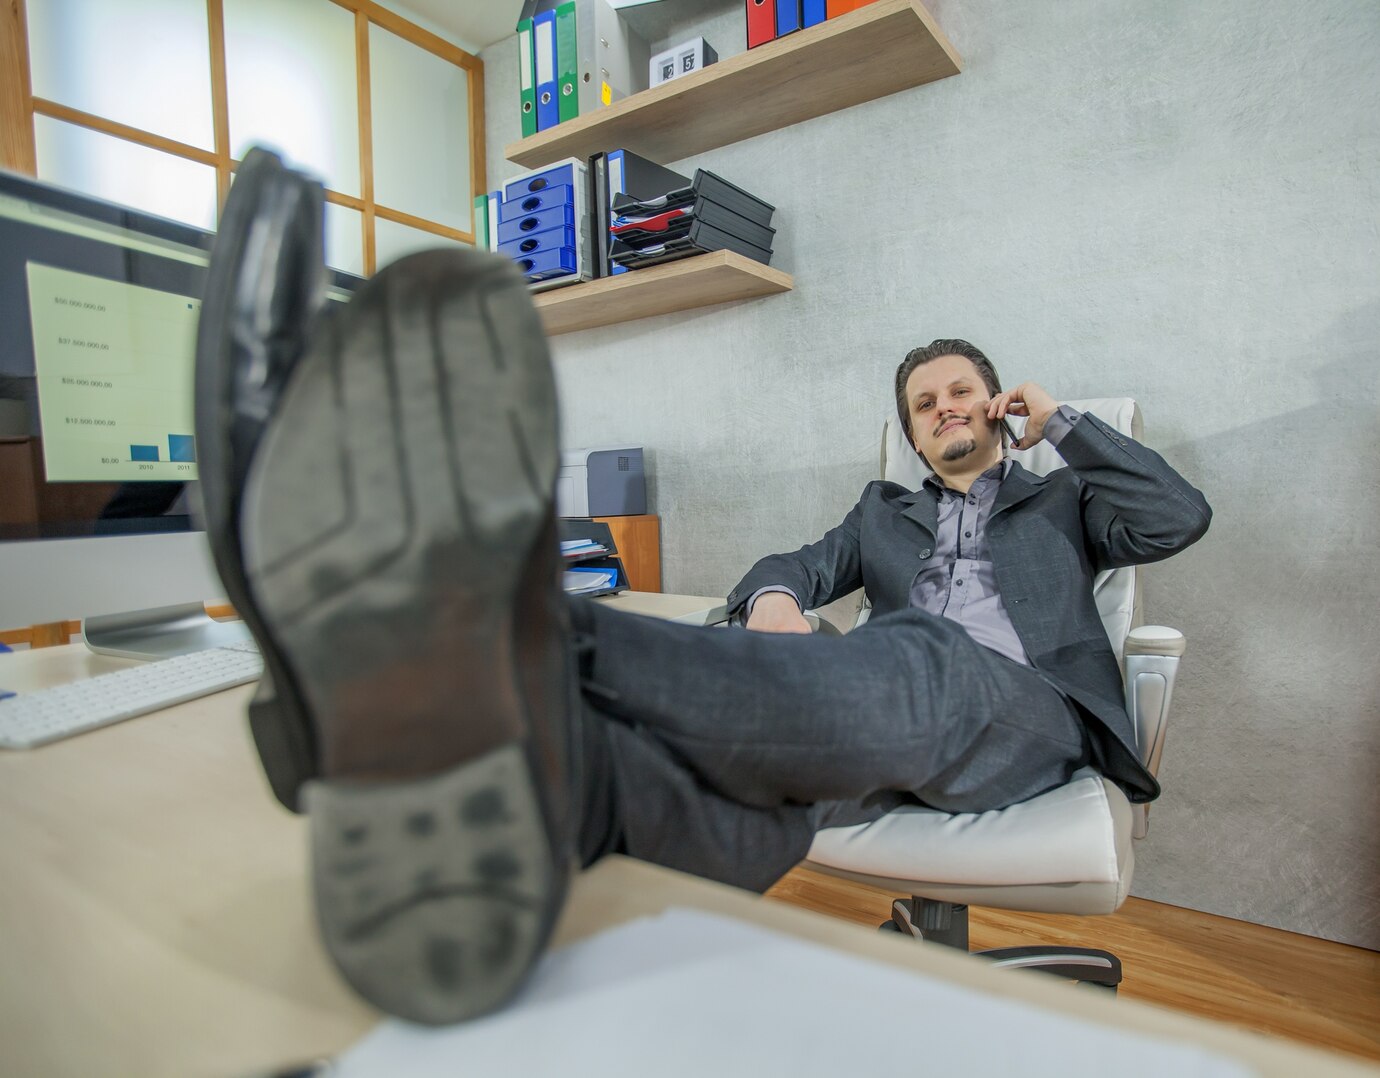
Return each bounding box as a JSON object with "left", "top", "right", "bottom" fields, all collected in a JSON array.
[{"left": 880, "top": 398, "right": 1142, "bottom": 660}]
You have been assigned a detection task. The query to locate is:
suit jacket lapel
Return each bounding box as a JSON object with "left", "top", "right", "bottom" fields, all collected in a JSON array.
[
  {"left": 993, "top": 460, "right": 1050, "bottom": 518},
  {"left": 898, "top": 461, "right": 1049, "bottom": 538},
  {"left": 898, "top": 487, "right": 939, "bottom": 542}
]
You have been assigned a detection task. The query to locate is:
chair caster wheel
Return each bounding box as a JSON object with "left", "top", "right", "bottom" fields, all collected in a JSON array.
[{"left": 1079, "top": 981, "right": 1118, "bottom": 996}]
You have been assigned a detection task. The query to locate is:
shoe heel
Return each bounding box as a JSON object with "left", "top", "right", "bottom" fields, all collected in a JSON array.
[
  {"left": 247, "top": 684, "right": 315, "bottom": 813},
  {"left": 304, "top": 743, "right": 561, "bottom": 1025}
]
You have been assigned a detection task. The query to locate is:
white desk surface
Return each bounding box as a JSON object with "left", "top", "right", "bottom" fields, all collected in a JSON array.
[
  {"left": 597, "top": 589, "right": 728, "bottom": 624},
  {"left": 0, "top": 597, "right": 1373, "bottom": 1077}
]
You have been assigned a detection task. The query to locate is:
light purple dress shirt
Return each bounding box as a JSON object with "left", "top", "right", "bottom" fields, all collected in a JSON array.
[{"left": 913, "top": 456, "right": 1028, "bottom": 664}]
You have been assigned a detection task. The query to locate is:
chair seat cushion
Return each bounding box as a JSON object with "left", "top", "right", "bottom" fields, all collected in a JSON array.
[{"left": 806, "top": 768, "right": 1128, "bottom": 888}]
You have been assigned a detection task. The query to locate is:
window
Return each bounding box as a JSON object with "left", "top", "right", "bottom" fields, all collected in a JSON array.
[{"left": 2, "top": 0, "right": 485, "bottom": 274}]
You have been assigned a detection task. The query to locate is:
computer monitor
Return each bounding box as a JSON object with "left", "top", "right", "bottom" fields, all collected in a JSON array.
[{"left": 0, "top": 170, "right": 361, "bottom": 657}]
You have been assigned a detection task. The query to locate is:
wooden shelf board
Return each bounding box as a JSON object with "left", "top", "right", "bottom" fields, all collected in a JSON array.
[
  {"left": 505, "top": 0, "right": 961, "bottom": 169},
  {"left": 531, "top": 250, "right": 792, "bottom": 336}
]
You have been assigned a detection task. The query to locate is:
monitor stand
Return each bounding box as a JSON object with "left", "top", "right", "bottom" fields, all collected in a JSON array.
[{"left": 83, "top": 602, "right": 253, "bottom": 660}]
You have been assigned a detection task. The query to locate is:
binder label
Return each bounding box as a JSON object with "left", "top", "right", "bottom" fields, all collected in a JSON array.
[{"left": 535, "top": 19, "right": 554, "bottom": 84}]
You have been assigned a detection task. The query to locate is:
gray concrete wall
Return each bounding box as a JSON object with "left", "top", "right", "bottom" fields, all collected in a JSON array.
[{"left": 483, "top": 0, "right": 1380, "bottom": 949}]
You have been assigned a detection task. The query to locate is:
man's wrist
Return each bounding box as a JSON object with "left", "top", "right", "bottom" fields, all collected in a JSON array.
[
  {"left": 1041, "top": 404, "right": 1081, "bottom": 448},
  {"left": 743, "top": 585, "right": 801, "bottom": 623}
]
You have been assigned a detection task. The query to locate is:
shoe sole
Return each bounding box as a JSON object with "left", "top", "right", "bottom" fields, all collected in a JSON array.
[
  {"left": 304, "top": 742, "right": 556, "bottom": 1022},
  {"left": 233, "top": 248, "right": 566, "bottom": 1024}
]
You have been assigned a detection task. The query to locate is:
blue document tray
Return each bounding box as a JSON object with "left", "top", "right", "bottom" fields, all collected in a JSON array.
[
  {"left": 498, "top": 185, "right": 574, "bottom": 223},
  {"left": 513, "top": 245, "right": 578, "bottom": 280},
  {"left": 498, "top": 226, "right": 577, "bottom": 259},
  {"left": 496, "top": 202, "right": 576, "bottom": 245},
  {"left": 504, "top": 162, "right": 578, "bottom": 203}
]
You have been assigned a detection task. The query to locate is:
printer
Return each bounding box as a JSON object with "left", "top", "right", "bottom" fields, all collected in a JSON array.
[{"left": 557, "top": 445, "right": 646, "bottom": 517}]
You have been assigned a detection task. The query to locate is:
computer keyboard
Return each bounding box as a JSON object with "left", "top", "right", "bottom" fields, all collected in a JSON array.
[{"left": 0, "top": 641, "right": 264, "bottom": 749}]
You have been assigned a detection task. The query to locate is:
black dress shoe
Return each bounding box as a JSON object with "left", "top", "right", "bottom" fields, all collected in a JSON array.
[
  {"left": 196, "top": 164, "right": 577, "bottom": 1024},
  {"left": 195, "top": 147, "right": 329, "bottom": 811}
]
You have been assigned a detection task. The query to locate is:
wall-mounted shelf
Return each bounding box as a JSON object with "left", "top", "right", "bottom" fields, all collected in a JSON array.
[
  {"left": 531, "top": 250, "right": 792, "bottom": 336},
  {"left": 504, "top": 0, "right": 961, "bottom": 170}
]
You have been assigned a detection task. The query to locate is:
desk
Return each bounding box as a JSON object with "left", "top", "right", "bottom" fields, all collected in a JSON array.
[
  {"left": 597, "top": 589, "right": 727, "bottom": 624},
  {"left": 0, "top": 605, "right": 1372, "bottom": 1078}
]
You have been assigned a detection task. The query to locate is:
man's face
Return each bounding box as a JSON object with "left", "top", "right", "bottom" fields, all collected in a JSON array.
[{"left": 904, "top": 354, "right": 1001, "bottom": 465}]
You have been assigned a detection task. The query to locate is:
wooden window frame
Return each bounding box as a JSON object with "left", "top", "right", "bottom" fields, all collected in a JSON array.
[{"left": 0, "top": 0, "right": 486, "bottom": 273}]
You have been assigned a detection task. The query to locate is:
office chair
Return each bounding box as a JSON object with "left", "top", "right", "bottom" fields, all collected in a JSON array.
[{"left": 800, "top": 398, "right": 1186, "bottom": 992}]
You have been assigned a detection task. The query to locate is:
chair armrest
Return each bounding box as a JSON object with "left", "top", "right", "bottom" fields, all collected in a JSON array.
[
  {"left": 1125, "top": 625, "right": 1186, "bottom": 659},
  {"left": 1124, "top": 626, "right": 1185, "bottom": 839},
  {"left": 691, "top": 606, "right": 843, "bottom": 635},
  {"left": 805, "top": 611, "right": 843, "bottom": 637},
  {"left": 671, "top": 603, "right": 730, "bottom": 626}
]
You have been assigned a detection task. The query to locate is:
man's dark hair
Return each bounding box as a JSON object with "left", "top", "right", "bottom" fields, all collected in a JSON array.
[{"left": 894, "top": 339, "right": 1005, "bottom": 460}]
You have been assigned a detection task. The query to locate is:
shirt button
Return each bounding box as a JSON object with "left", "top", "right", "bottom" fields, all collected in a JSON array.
[
  {"left": 968, "top": 498, "right": 976, "bottom": 505},
  {"left": 964, "top": 531, "right": 972, "bottom": 538},
  {"left": 955, "top": 579, "right": 964, "bottom": 587},
  {"left": 918, "top": 548, "right": 932, "bottom": 558}
]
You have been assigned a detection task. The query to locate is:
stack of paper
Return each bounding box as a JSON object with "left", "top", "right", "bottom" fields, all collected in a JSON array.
[
  {"left": 563, "top": 568, "right": 616, "bottom": 593},
  {"left": 333, "top": 908, "right": 1257, "bottom": 1078},
  {"left": 561, "top": 539, "right": 608, "bottom": 557},
  {"left": 609, "top": 169, "right": 776, "bottom": 271}
]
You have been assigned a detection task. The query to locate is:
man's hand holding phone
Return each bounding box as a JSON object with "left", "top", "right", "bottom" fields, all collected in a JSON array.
[{"left": 987, "top": 382, "right": 1059, "bottom": 451}]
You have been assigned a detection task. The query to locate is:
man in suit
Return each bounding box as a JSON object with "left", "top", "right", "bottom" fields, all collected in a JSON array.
[
  {"left": 719, "top": 337, "right": 1212, "bottom": 817},
  {"left": 201, "top": 158, "right": 1210, "bottom": 1024},
  {"left": 568, "top": 337, "right": 1211, "bottom": 887}
]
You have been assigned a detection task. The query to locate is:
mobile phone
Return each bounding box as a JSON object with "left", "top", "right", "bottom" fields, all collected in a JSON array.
[{"left": 981, "top": 398, "right": 1022, "bottom": 448}]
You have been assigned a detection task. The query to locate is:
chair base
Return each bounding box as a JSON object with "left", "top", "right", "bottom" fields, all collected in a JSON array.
[{"left": 880, "top": 898, "right": 1122, "bottom": 993}]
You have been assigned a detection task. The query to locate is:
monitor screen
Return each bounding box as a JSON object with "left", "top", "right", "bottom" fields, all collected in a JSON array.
[{"left": 0, "top": 170, "right": 360, "bottom": 543}]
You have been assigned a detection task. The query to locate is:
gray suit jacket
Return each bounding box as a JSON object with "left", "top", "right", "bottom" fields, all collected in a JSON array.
[{"left": 725, "top": 410, "right": 1212, "bottom": 803}]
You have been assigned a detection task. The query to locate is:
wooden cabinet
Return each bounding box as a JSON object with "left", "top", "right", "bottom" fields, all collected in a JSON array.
[{"left": 595, "top": 514, "right": 662, "bottom": 593}]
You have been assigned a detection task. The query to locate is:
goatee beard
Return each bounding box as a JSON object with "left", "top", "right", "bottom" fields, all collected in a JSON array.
[{"left": 941, "top": 437, "right": 977, "bottom": 462}]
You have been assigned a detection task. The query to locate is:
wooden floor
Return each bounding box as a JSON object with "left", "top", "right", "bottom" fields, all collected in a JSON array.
[{"left": 766, "top": 866, "right": 1380, "bottom": 1064}]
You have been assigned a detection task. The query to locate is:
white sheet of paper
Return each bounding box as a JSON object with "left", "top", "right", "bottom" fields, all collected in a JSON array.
[
  {"left": 562, "top": 570, "right": 614, "bottom": 593},
  {"left": 332, "top": 908, "right": 1256, "bottom": 1078}
]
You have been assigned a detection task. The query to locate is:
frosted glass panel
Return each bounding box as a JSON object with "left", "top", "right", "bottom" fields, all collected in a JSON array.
[
  {"left": 34, "top": 117, "right": 218, "bottom": 230},
  {"left": 27, "top": 0, "right": 214, "bottom": 149},
  {"left": 224, "top": 0, "right": 360, "bottom": 197},
  {"left": 370, "top": 25, "right": 471, "bottom": 232},
  {"left": 374, "top": 218, "right": 467, "bottom": 271},
  {"left": 324, "top": 203, "right": 364, "bottom": 278}
]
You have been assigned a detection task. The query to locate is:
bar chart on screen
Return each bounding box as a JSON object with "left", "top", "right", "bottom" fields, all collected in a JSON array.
[{"left": 25, "top": 262, "right": 202, "bottom": 483}]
